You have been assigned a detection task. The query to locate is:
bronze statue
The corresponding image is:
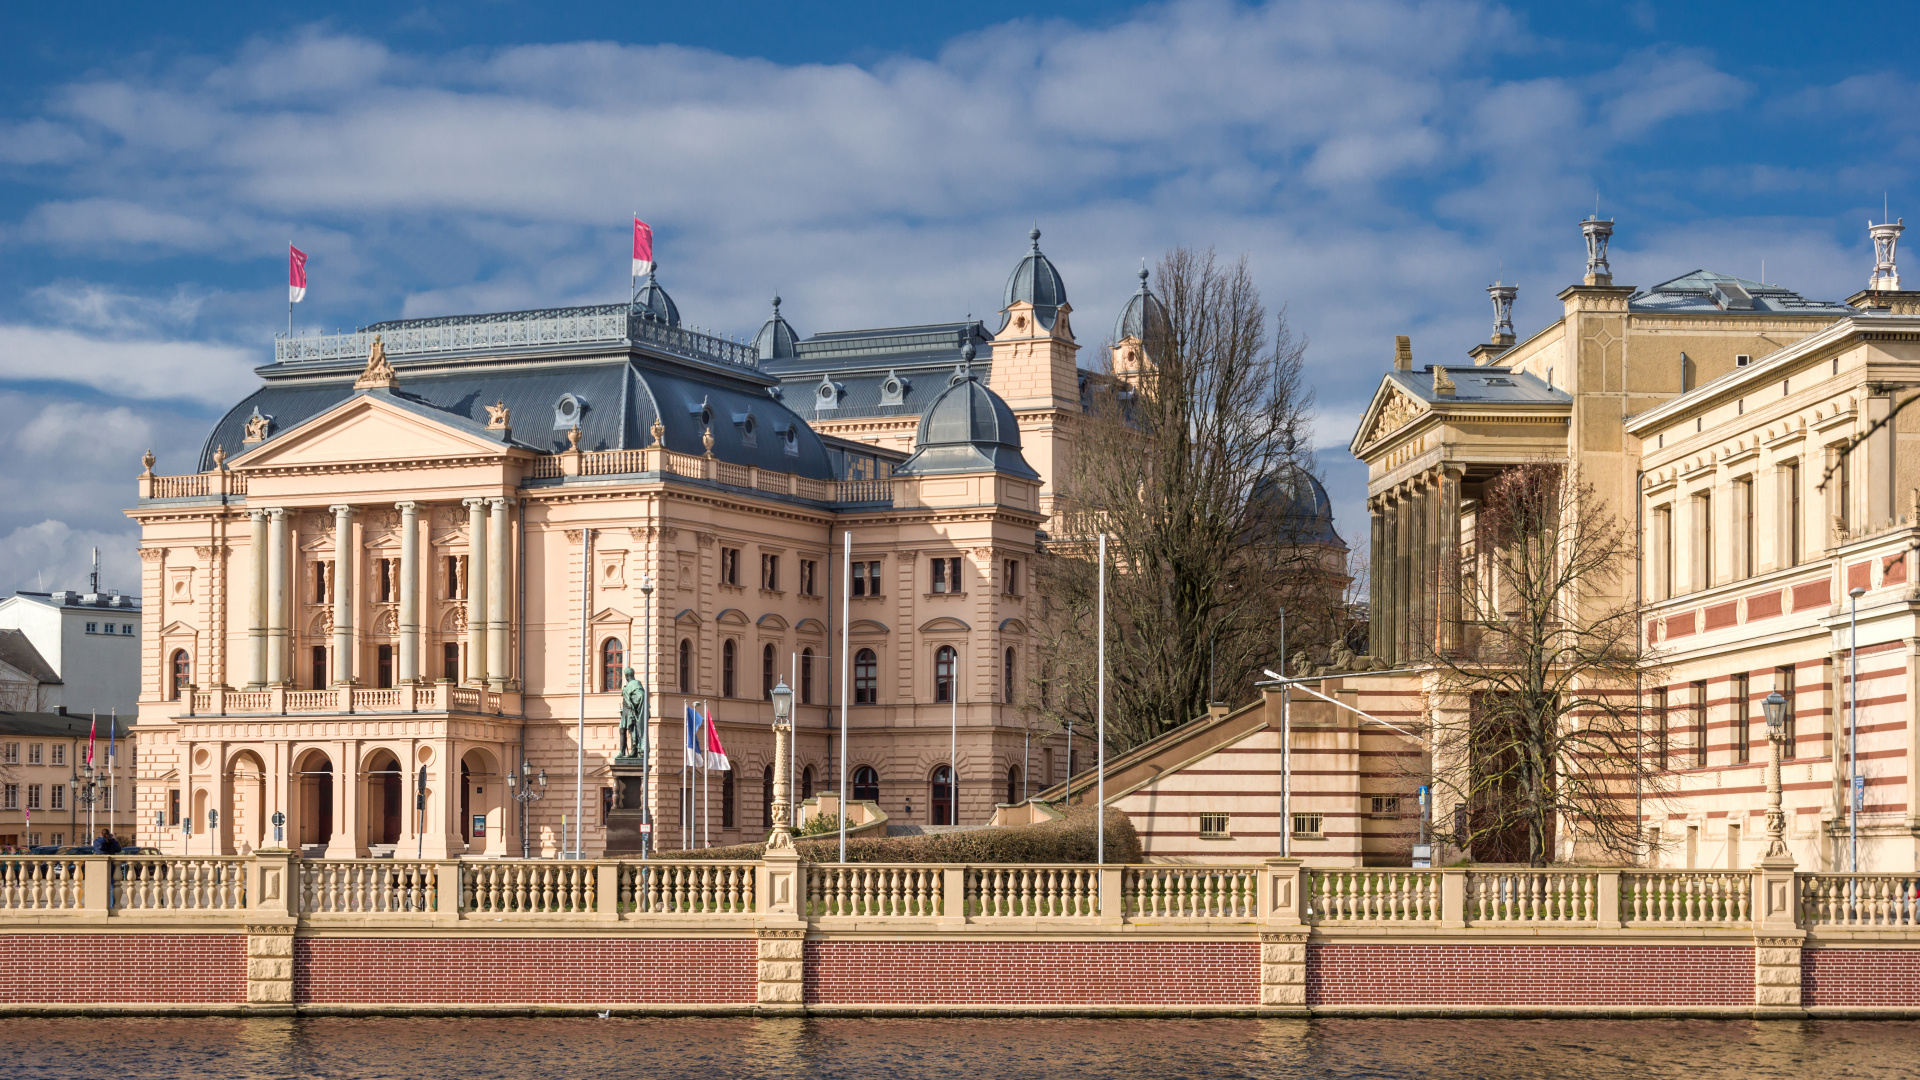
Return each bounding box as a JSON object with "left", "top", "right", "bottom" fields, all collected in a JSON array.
[{"left": 618, "top": 666, "right": 648, "bottom": 761}]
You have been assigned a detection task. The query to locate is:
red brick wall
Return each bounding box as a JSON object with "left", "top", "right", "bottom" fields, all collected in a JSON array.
[
  {"left": 295, "top": 938, "right": 755, "bottom": 1004},
  {"left": 0, "top": 933, "right": 243, "bottom": 1003},
  {"left": 804, "top": 940, "right": 1257, "bottom": 1005},
  {"left": 1309, "top": 944, "right": 1753, "bottom": 1005},
  {"left": 1803, "top": 949, "right": 1920, "bottom": 1006}
]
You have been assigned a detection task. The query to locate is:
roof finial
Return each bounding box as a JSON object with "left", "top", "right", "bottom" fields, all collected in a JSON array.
[
  {"left": 1487, "top": 282, "right": 1518, "bottom": 345},
  {"left": 772, "top": 294, "right": 781, "bottom": 312},
  {"left": 1030, "top": 224, "right": 1042, "bottom": 251},
  {"left": 1581, "top": 215, "right": 1615, "bottom": 286},
  {"left": 1869, "top": 215, "right": 1904, "bottom": 292},
  {"left": 1138, "top": 259, "right": 1150, "bottom": 286}
]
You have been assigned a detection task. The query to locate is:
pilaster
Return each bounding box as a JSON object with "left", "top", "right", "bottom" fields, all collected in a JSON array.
[
  {"left": 755, "top": 927, "right": 806, "bottom": 1011},
  {"left": 464, "top": 498, "right": 489, "bottom": 686},
  {"left": 1753, "top": 855, "right": 1805, "bottom": 1015},
  {"left": 245, "top": 922, "right": 297, "bottom": 1011}
]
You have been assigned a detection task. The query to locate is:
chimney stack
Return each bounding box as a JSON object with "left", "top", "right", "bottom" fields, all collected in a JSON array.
[{"left": 1394, "top": 335, "right": 1412, "bottom": 371}]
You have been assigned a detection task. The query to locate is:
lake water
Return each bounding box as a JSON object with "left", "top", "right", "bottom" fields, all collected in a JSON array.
[{"left": 4, "top": 1016, "right": 1919, "bottom": 1078}]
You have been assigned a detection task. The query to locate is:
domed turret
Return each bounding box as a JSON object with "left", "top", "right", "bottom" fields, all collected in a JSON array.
[
  {"left": 1113, "top": 263, "right": 1166, "bottom": 344},
  {"left": 1246, "top": 465, "right": 1344, "bottom": 548},
  {"left": 754, "top": 295, "right": 799, "bottom": 360},
  {"left": 1001, "top": 226, "right": 1068, "bottom": 332},
  {"left": 631, "top": 266, "right": 681, "bottom": 327},
  {"left": 895, "top": 343, "right": 1040, "bottom": 479}
]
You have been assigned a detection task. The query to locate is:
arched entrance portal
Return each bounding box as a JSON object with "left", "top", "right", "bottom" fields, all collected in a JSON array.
[
  {"left": 460, "top": 748, "right": 502, "bottom": 855},
  {"left": 294, "top": 750, "right": 334, "bottom": 849},
  {"left": 227, "top": 751, "right": 267, "bottom": 854},
  {"left": 364, "top": 750, "right": 404, "bottom": 847}
]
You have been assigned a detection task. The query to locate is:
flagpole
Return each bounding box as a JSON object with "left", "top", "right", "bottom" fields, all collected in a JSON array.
[
  {"left": 89, "top": 711, "right": 98, "bottom": 841},
  {"left": 1097, "top": 534, "right": 1107, "bottom": 880},
  {"left": 108, "top": 709, "right": 117, "bottom": 835},
  {"left": 702, "top": 703, "right": 710, "bottom": 849}
]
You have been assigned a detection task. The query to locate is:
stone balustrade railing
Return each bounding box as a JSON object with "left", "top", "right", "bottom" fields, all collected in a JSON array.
[
  {"left": 525, "top": 446, "right": 887, "bottom": 506},
  {"left": 0, "top": 855, "right": 1909, "bottom": 934},
  {"left": 177, "top": 684, "right": 502, "bottom": 718}
]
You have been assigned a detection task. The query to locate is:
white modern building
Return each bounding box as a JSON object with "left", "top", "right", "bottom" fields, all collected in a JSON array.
[{"left": 0, "top": 589, "right": 143, "bottom": 716}]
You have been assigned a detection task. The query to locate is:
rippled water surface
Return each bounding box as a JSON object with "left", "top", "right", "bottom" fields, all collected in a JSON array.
[{"left": 5, "top": 1016, "right": 1920, "bottom": 1078}]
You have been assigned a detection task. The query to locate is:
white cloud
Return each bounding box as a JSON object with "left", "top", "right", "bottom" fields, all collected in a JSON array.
[
  {"left": 0, "top": 520, "right": 141, "bottom": 596},
  {"left": 0, "top": 324, "right": 257, "bottom": 404}
]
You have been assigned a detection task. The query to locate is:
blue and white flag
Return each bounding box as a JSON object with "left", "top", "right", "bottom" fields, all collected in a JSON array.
[{"left": 684, "top": 702, "right": 704, "bottom": 764}]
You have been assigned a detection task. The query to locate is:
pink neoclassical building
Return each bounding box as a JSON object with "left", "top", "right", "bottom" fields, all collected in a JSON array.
[{"left": 127, "top": 233, "right": 1271, "bottom": 859}]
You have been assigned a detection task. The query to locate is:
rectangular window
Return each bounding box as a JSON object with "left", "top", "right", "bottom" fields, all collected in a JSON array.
[
  {"left": 1691, "top": 680, "right": 1709, "bottom": 768},
  {"left": 49, "top": 784, "right": 64, "bottom": 812},
  {"left": 1835, "top": 449, "right": 1851, "bottom": 534},
  {"left": 1655, "top": 507, "right": 1673, "bottom": 599},
  {"left": 447, "top": 555, "right": 467, "bottom": 599},
  {"left": 1651, "top": 687, "right": 1669, "bottom": 771},
  {"left": 601, "top": 787, "right": 614, "bottom": 826},
  {"left": 1004, "top": 558, "right": 1022, "bottom": 595},
  {"left": 378, "top": 557, "right": 397, "bottom": 603},
  {"left": 761, "top": 553, "right": 779, "bottom": 591},
  {"left": 1736, "top": 478, "right": 1754, "bottom": 579},
  {"left": 851, "top": 561, "right": 881, "bottom": 597},
  {"left": 1, "top": 743, "right": 14, "bottom": 765},
  {"left": 169, "top": 789, "right": 181, "bottom": 826},
  {"left": 931, "top": 556, "right": 962, "bottom": 594},
  {"left": 800, "top": 559, "right": 817, "bottom": 596},
  {"left": 1291, "top": 813, "right": 1323, "bottom": 838},
  {"left": 123, "top": 624, "right": 134, "bottom": 635},
  {"left": 27, "top": 744, "right": 42, "bottom": 766},
  {"left": 312, "top": 645, "right": 328, "bottom": 689},
  {"left": 2, "top": 784, "right": 15, "bottom": 810},
  {"left": 26, "top": 785, "right": 41, "bottom": 811},
  {"left": 1693, "top": 492, "right": 1713, "bottom": 590},
  {"left": 314, "top": 560, "right": 331, "bottom": 604},
  {"left": 1370, "top": 796, "right": 1400, "bottom": 816},
  {"left": 1785, "top": 462, "right": 1803, "bottom": 565},
  {"left": 721, "top": 547, "right": 741, "bottom": 586},
  {"left": 1778, "top": 666, "right": 1797, "bottom": 760},
  {"left": 1731, "top": 672, "right": 1750, "bottom": 765},
  {"left": 85, "top": 622, "right": 98, "bottom": 634},
  {"left": 49, "top": 745, "right": 64, "bottom": 767},
  {"left": 1199, "top": 812, "right": 1230, "bottom": 838},
  {"left": 444, "top": 643, "right": 461, "bottom": 682}
]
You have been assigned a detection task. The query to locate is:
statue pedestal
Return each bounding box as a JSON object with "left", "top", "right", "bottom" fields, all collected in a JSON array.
[{"left": 604, "top": 756, "right": 652, "bottom": 856}]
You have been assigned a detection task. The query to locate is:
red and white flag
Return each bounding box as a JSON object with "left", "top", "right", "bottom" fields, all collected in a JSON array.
[
  {"left": 86, "top": 712, "right": 96, "bottom": 767},
  {"left": 289, "top": 244, "right": 309, "bottom": 303},
  {"left": 703, "top": 707, "right": 731, "bottom": 771},
  {"left": 632, "top": 219, "right": 653, "bottom": 277}
]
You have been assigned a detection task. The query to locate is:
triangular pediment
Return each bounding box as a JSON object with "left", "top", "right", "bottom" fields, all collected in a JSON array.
[
  {"left": 231, "top": 393, "right": 515, "bottom": 471},
  {"left": 1351, "top": 381, "right": 1427, "bottom": 455}
]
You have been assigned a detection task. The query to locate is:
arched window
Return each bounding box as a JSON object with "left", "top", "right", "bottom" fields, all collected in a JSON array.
[
  {"left": 854, "top": 648, "right": 878, "bottom": 704},
  {"left": 722, "top": 639, "right": 737, "bottom": 698},
  {"left": 762, "top": 765, "right": 774, "bottom": 828},
  {"left": 934, "top": 645, "right": 957, "bottom": 704},
  {"left": 1006, "top": 765, "right": 1021, "bottom": 806},
  {"left": 678, "top": 639, "right": 691, "bottom": 693},
  {"left": 721, "top": 769, "right": 736, "bottom": 829},
  {"left": 1003, "top": 647, "right": 1016, "bottom": 704},
  {"left": 762, "top": 643, "right": 775, "bottom": 700},
  {"left": 852, "top": 765, "right": 880, "bottom": 803},
  {"left": 601, "top": 638, "right": 625, "bottom": 692},
  {"left": 169, "top": 650, "right": 190, "bottom": 701},
  {"left": 931, "top": 765, "right": 954, "bottom": 826},
  {"left": 801, "top": 648, "right": 814, "bottom": 705},
  {"left": 801, "top": 765, "right": 815, "bottom": 802}
]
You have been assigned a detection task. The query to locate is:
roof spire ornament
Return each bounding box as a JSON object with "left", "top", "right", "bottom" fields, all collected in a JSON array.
[
  {"left": 353, "top": 334, "right": 398, "bottom": 390},
  {"left": 1869, "top": 217, "right": 1904, "bottom": 292},
  {"left": 951, "top": 339, "right": 977, "bottom": 384},
  {"left": 1488, "top": 281, "right": 1518, "bottom": 344},
  {"left": 1581, "top": 215, "right": 1615, "bottom": 286}
]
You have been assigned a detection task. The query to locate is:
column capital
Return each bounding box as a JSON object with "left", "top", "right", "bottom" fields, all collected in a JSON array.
[
  {"left": 328, "top": 503, "right": 355, "bottom": 516},
  {"left": 249, "top": 508, "right": 268, "bottom": 522},
  {"left": 462, "top": 497, "right": 488, "bottom": 510},
  {"left": 394, "top": 500, "right": 420, "bottom": 513},
  {"left": 488, "top": 495, "right": 516, "bottom": 510},
  {"left": 265, "top": 507, "right": 286, "bottom": 520}
]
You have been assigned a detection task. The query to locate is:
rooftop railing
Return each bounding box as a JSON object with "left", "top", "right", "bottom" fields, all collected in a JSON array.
[{"left": 273, "top": 308, "right": 759, "bottom": 371}]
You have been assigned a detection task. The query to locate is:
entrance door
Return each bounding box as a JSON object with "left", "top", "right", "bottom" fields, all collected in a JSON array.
[
  {"left": 381, "top": 770, "right": 402, "bottom": 844},
  {"left": 461, "top": 761, "right": 471, "bottom": 843},
  {"left": 316, "top": 768, "right": 334, "bottom": 843}
]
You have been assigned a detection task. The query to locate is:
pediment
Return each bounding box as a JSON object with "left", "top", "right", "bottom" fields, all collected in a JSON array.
[
  {"left": 849, "top": 619, "right": 890, "bottom": 635},
  {"left": 794, "top": 618, "right": 826, "bottom": 635},
  {"left": 231, "top": 393, "right": 514, "bottom": 471},
  {"left": 757, "top": 613, "right": 789, "bottom": 630},
  {"left": 1352, "top": 382, "right": 1426, "bottom": 454},
  {"left": 716, "top": 608, "right": 750, "bottom": 626},
  {"left": 673, "top": 608, "right": 702, "bottom": 625},
  {"left": 591, "top": 607, "right": 629, "bottom": 625},
  {"left": 919, "top": 616, "right": 970, "bottom": 633}
]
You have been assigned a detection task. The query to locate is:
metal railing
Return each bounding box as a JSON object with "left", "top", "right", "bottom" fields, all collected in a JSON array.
[{"left": 272, "top": 308, "right": 759, "bottom": 371}]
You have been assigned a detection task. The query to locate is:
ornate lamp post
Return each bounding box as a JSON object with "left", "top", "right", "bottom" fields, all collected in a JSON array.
[
  {"left": 1761, "top": 690, "right": 1790, "bottom": 858},
  {"left": 68, "top": 762, "right": 104, "bottom": 843},
  {"left": 769, "top": 677, "right": 794, "bottom": 851},
  {"left": 506, "top": 761, "right": 547, "bottom": 858}
]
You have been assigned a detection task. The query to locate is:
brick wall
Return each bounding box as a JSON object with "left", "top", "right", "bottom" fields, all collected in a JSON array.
[
  {"left": 294, "top": 938, "right": 755, "bottom": 1004},
  {"left": 0, "top": 933, "right": 244, "bottom": 1003},
  {"left": 1308, "top": 944, "right": 1754, "bottom": 1006},
  {"left": 1802, "top": 949, "right": 1920, "bottom": 1006},
  {"left": 804, "top": 941, "right": 1257, "bottom": 1005}
]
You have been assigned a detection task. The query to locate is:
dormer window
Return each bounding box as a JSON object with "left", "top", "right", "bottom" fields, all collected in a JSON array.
[
  {"left": 879, "top": 370, "right": 910, "bottom": 406},
  {"left": 736, "top": 410, "right": 758, "bottom": 449},
  {"left": 552, "top": 393, "right": 587, "bottom": 430},
  {"left": 814, "top": 375, "right": 840, "bottom": 411}
]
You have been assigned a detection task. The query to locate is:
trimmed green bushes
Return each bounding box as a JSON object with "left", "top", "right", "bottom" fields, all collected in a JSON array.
[{"left": 654, "top": 806, "right": 1140, "bottom": 864}]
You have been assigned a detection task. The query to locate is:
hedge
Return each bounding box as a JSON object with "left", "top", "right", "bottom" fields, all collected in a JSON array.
[{"left": 652, "top": 805, "right": 1140, "bottom": 864}]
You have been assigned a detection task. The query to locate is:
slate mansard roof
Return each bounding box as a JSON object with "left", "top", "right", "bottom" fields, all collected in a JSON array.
[
  {"left": 895, "top": 362, "right": 1039, "bottom": 481},
  {"left": 760, "top": 321, "right": 997, "bottom": 424},
  {"left": 1627, "top": 271, "right": 1855, "bottom": 316}
]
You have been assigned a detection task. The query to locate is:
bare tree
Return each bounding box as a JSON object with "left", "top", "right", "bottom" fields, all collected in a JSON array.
[
  {"left": 1032, "top": 248, "right": 1343, "bottom": 754},
  {"left": 1421, "top": 462, "right": 1664, "bottom": 866}
]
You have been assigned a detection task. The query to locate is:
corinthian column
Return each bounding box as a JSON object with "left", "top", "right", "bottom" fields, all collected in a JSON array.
[
  {"left": 248, "top": 509, "right": 268, "bottom": 688},
  {"left": 487, "top": 497, "right": 512, "bottom": 691},
  {"left": 397, "top": 501, "right": 420, "bottom": 684},
  {"left": 464, "top": 498, "right": 488, "bottom": 686},
  {"left": 330, "top": 504, "right": 355, "bottom": 686},
  {"left": 265, "top": 509, "right": 288, "bottom": 686}
]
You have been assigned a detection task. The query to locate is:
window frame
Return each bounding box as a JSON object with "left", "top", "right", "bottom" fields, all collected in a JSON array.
[
  {"left": 601, "top": 637, "right": 625, "bottom": 692},
  {"left": 721, "top": 639, "right": 737, "bottom": 698},
  {"left": 1199, "top": 812, "right": 1231, "bottom": 838},
  {"left": 934, "top": 644, "right": 957, "bottom": 704},
  {"left": 679, "top": 639, "right": 692, "bottom": 694},
  {"left": 854, "top": 648, "right": 878, "bottom": 705}
]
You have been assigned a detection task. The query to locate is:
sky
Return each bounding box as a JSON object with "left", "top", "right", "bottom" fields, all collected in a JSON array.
[{"left": 1, "top": 0, "right": 1915, "bottom": 594}]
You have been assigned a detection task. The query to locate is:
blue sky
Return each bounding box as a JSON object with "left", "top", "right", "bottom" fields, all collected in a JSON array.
[{"left": 0, "top": 0, "right": 1914, "bottom": 593}]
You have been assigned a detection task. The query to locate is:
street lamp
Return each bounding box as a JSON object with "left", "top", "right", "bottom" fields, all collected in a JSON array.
[
  {"left": 641, "top": 574, "right": 654, "bottom": 860},
  {"left": 769, "top": 677, "right": 795, "bottom": 851},
  {"left": 506, "top": 761, "right": 547, "bottom": 859},
  {"left": 1847, "top": 584, "right": 1866, "bottom": 874},
  {"left": 1761, "top": 690, "right": 1789, "bottom": 859}
]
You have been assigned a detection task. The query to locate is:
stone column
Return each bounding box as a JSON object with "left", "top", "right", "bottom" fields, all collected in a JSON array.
[
  {"left": 397, "top": 502, "right": 420, "bottom": 684},
  {"left": 248, "top": 510, "right": 268, "bottom": 688},
  {"left": 464, "top": 498, "right": 489, "bottom": 686},
  {"left": 1380, "top": 495, "right": 1400, "bottom": 665},
  {"left": 265, "top": 509, "right": 288, "bottom": 686},
  {"left": 1394, "top": 487, "right": 1414, "bottom": 661},
  {"left": 487, "top": 497, "right": 512, "bottom": 691},
  {"left": 325, "top": 738, "right": 362, "bottom": 859},
  {"left": 1368, "top": 501, "right": 1385, "bottom": 660},
  {"left": 1424, "top": 471, "right": 1444, "bottom": 658},
  {"left": 1411, "top": 479, "right": 1431, "bottom": 658},
  {"left": 330, "top": 505, "right": 355, "bottom": 686},
  {"left": 1438, "top": 467, "right": 1464, "bottom": 655}
]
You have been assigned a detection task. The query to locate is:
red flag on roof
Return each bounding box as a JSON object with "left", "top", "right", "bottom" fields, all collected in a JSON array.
[
  {"left": 289, "top": 244, "right": 308, "bottom": 303},
  {"left": 632, "top": 219, "right": 653, "bottom": 278}
]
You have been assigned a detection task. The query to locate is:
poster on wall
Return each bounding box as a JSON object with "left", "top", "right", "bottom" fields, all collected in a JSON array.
[{"left": 471, "top": 816, "right": 486, "bottom": 836}]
